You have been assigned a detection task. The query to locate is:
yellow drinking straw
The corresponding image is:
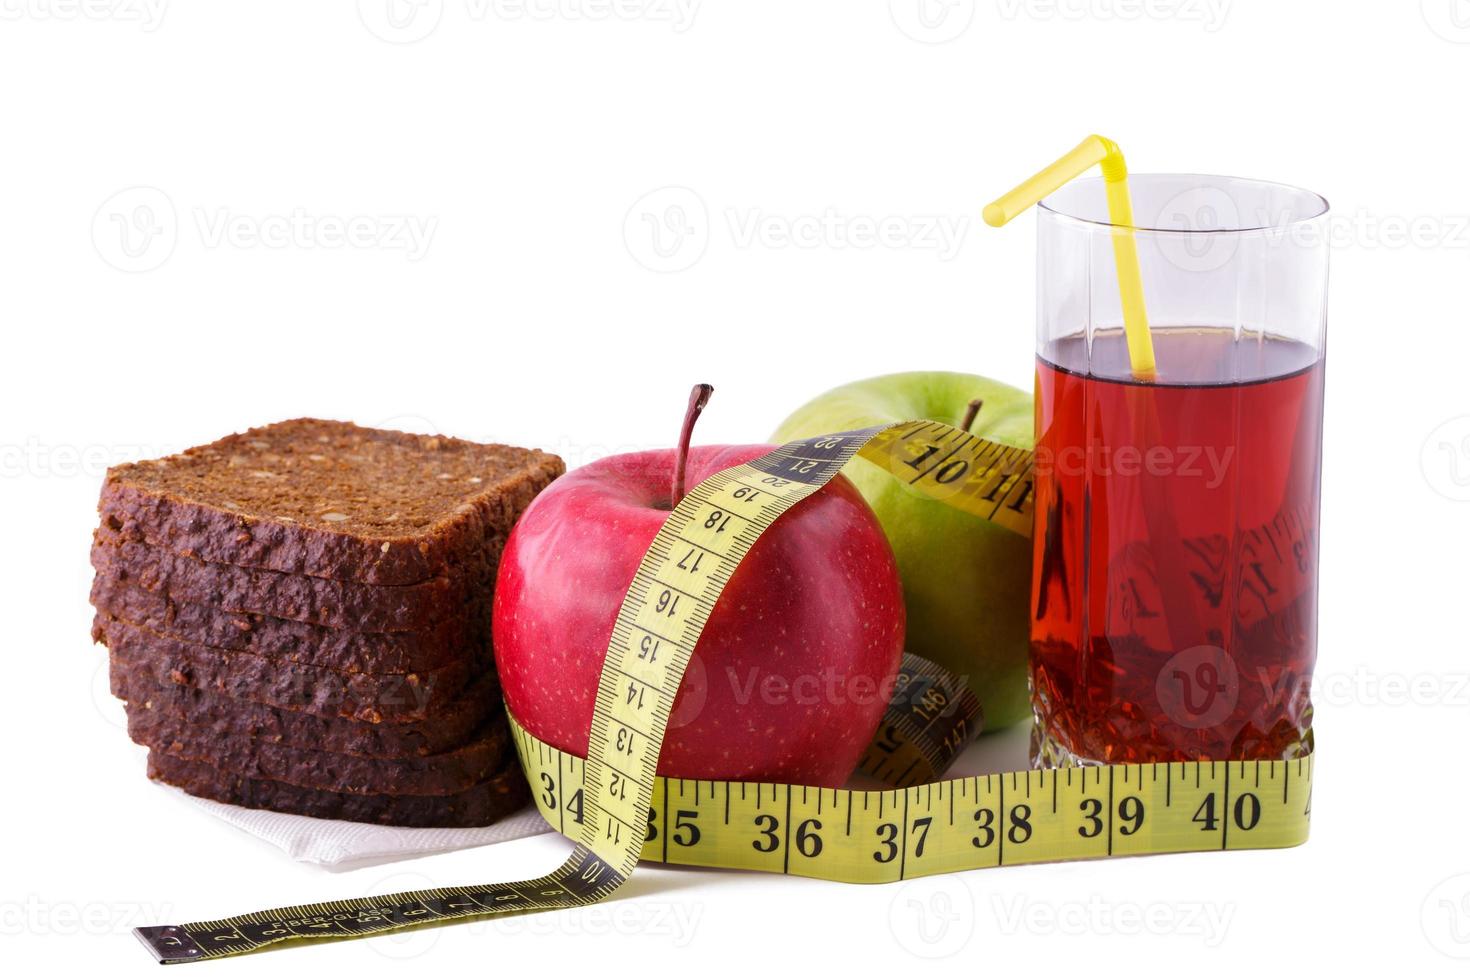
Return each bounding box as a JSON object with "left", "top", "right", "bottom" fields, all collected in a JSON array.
[{"left": 984, "top": 135, "right": 1157, "bottom": 378}]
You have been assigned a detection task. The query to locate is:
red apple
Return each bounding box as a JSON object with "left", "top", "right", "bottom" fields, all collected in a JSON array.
[{"left": 492, "top": 393, "right": 905, "bottom": 787}]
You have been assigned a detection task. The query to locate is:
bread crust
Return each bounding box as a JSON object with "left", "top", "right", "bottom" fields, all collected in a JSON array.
[
  {"left": 97, "top": 615, "right": 487, "bottom": 722},
  {"left": 92, "top": 534, "right": 490, "bottom": 632},
  {"left": 100, "top": 419, "right": 563, "bottom": 585},
  {"left": 146, "top": 750, "right": 530, "bottom": 828},
  {"left": 90, "top": 568, "right": 490, "bottom": 674},
  {"left": 111, "top": 663, "right": 500, "bottom": 758},
  {"left": 128, "top": 703, "right": 512, "bottom": 796}
]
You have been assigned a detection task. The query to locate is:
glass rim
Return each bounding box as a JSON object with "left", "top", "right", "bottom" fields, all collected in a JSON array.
[{"left": 1038, "top": 173, "right": 1331, "bottom": 236}]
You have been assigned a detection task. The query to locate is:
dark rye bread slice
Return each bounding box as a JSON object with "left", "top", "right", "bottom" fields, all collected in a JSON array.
[
  {"left": 98, "top": 418, "right": 563, "bottom": 586},
  {"left": 91, "top": 571, "right": 490, "bottom": 675},
  {"left": 92, "top": 534, "right": 484, "bottom": 633},
  {"left": 112, "top": 661, "right": 501, "bottom": 758},
  {"left": 147, "top": 750, "right": 529, "bottom": 828},
  {"left": 97, "top": 615, "right": 487, "bottom": 723},
  {"left": 128, "top": 704, "right": 513, "bottom": 796}
]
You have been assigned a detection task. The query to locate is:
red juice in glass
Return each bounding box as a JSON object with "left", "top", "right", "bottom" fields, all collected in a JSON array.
[
  {"left": 1031, "top": 328, "right": 1323, "bottom": 763},
  {"left": 1028, "top": 176, "right": 1329, "bottom": 766}
]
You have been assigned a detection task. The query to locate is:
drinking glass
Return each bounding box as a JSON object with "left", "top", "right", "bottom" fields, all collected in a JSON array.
[{"left": 1028, "top": 174, "right": 1329, "bottom": 765}]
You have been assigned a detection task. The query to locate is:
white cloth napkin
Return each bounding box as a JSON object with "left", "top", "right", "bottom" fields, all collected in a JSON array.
[{"left": 164, "top": 783, "right": 555, "bottom": 870}]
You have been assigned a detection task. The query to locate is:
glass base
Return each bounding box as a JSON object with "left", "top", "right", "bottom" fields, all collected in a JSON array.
[
  {"left": 1029, "top": 725, "right": 1104, "bottom": 768},
  {"left": 1030, "top": 716, "right": 1316, "bottom": 769}
]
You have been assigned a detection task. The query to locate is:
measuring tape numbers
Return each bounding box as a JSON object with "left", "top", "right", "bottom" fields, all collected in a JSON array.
[
  {"left": 133, "top": 421, "right": 1312, "bottom": 963},
  {"left": 511, "top": 718, "right": 1312, "bottom": 885}
]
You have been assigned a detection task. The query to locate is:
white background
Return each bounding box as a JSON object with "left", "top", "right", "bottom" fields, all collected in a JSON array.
[{"left": 3, "top": 1, "right": 1469, "bottom": 975}]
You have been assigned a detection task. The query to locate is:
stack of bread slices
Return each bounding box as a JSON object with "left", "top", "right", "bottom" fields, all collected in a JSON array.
[{"left": 89, "top": 419, "right": 562, "bottom": 827}]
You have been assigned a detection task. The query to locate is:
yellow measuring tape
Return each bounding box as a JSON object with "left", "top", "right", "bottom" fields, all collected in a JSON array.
[
  {"left": 133, "top": 421, "right": 1312, "bottom": 963},
  {"left": 511, "top": 718, "right": 1312, "bottom": 884}
]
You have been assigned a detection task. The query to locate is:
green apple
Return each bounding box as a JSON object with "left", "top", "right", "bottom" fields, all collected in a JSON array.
[{"left": 772, "top": 372, "right": 1034, "bottom": 730}]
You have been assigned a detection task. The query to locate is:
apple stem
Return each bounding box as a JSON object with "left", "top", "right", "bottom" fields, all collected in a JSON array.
[
  {"left": 671, "top": 383, "right": 715, "bottom": 509},
  {"left": 961, "top": 398, "right": 984, "bottom": 433}
]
